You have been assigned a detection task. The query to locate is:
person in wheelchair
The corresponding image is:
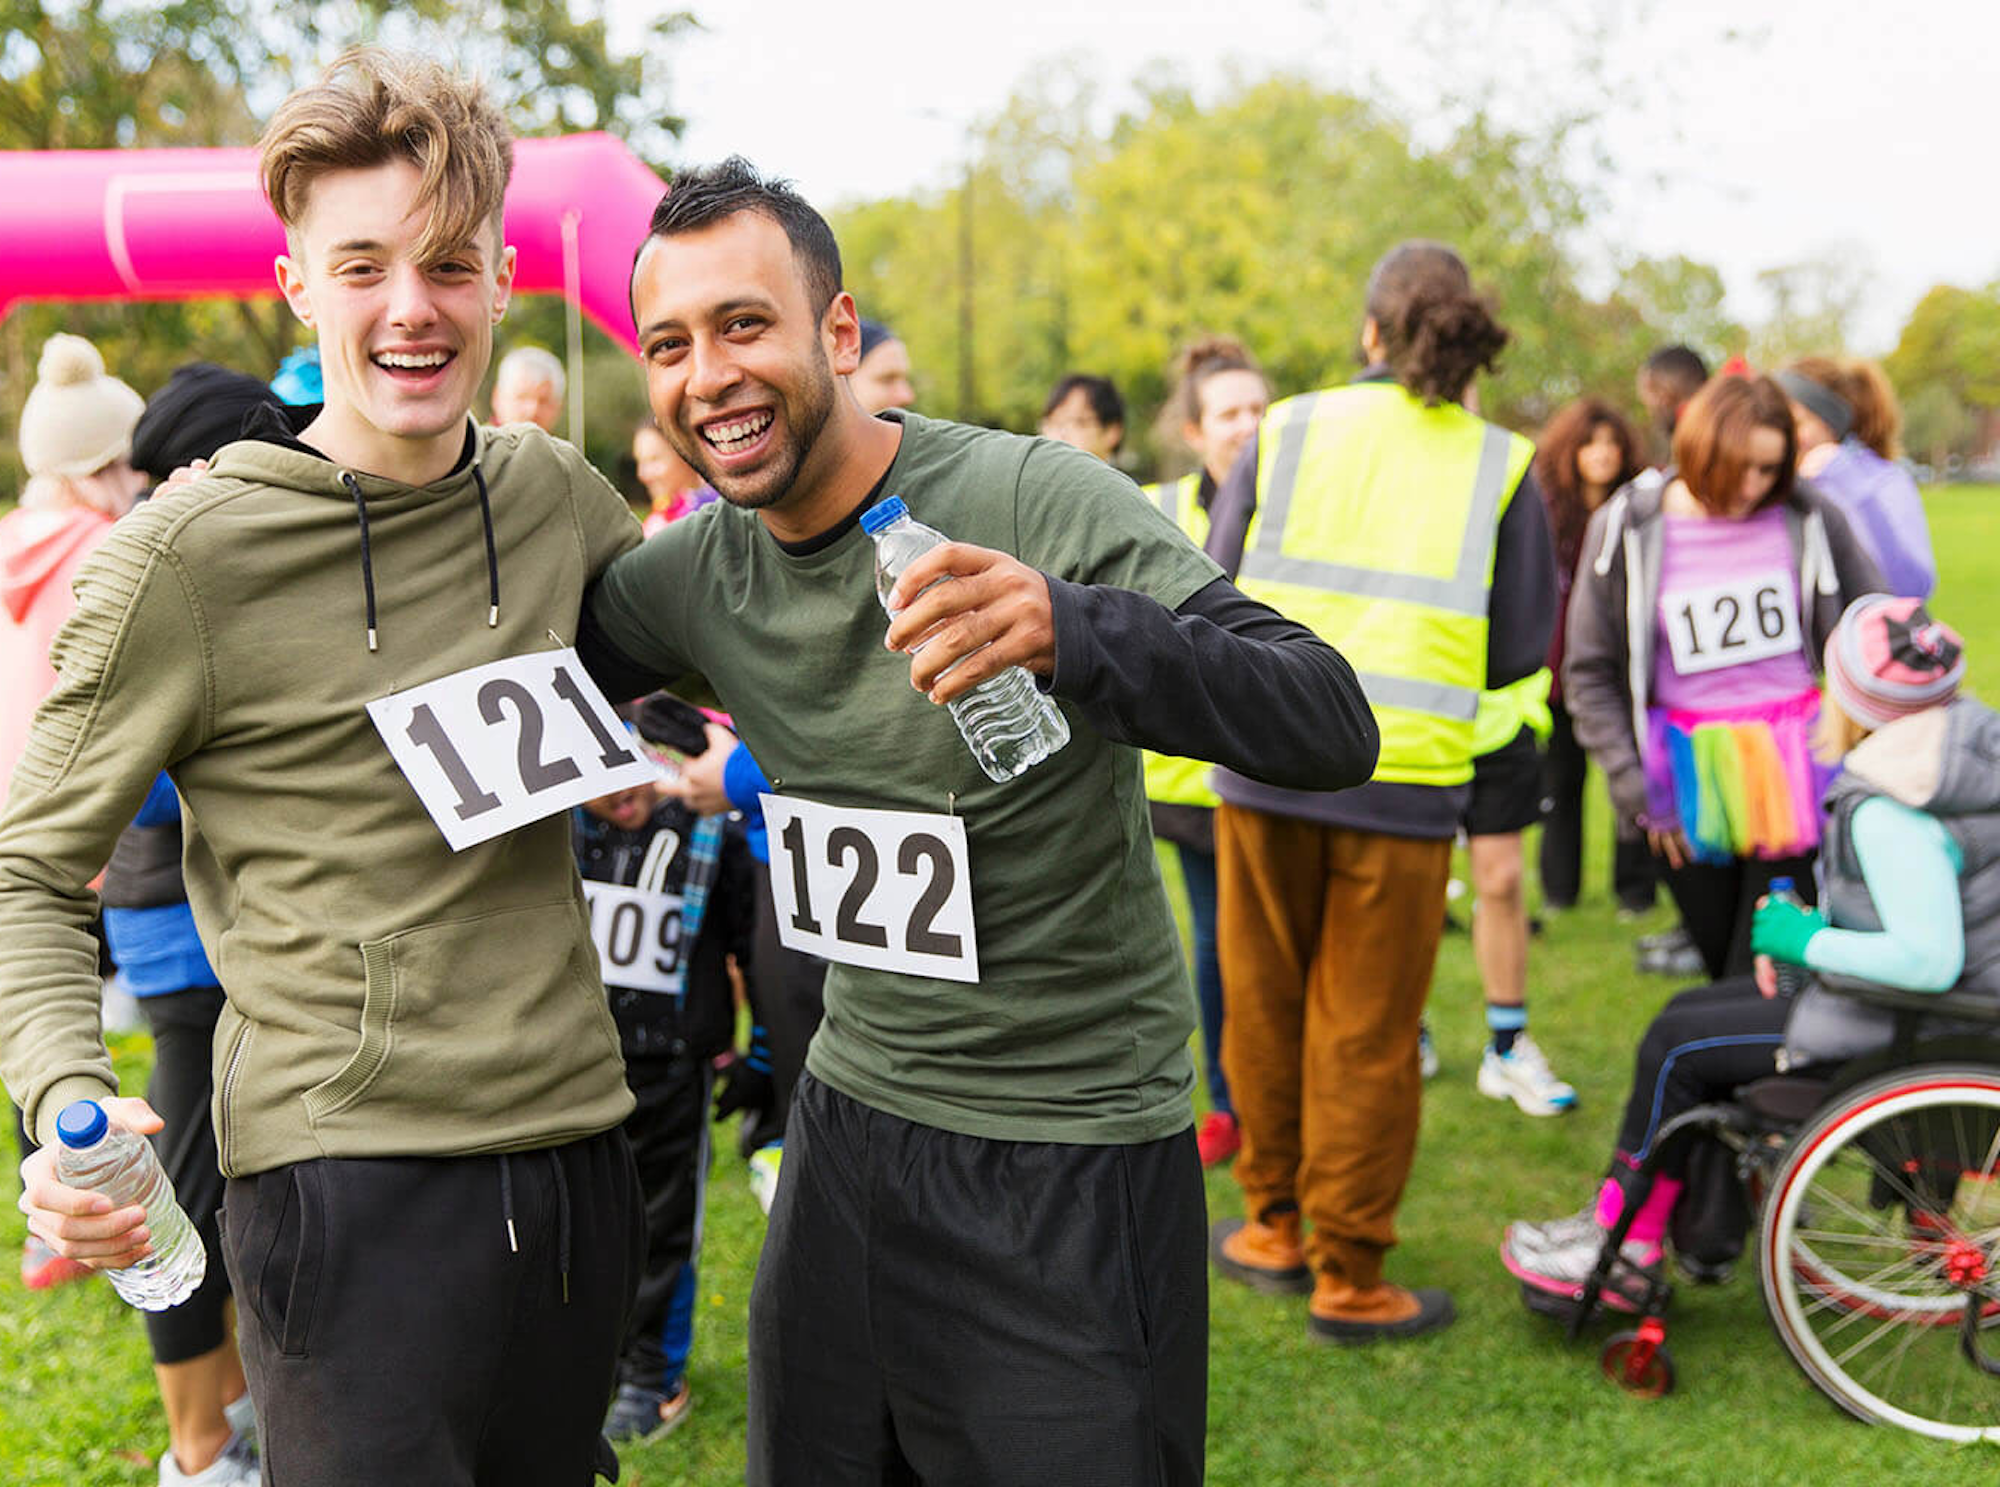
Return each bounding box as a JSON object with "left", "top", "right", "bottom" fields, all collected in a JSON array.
[{"left": 1502, "top": 592, "right": 1989, "bottom": 1305}]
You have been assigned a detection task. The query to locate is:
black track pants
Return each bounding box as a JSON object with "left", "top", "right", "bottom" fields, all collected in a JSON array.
[
  {"left": 221, "top": 1128, "right": 642, "bottom": 1486},
  {"left": 747, "top": 1074, "right": 1207, "bottom": 1486}
]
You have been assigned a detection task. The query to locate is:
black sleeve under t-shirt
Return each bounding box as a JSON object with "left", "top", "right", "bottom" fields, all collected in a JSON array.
[{"left": 1043, "top": 575, "right": 1378, "bottom": 793}]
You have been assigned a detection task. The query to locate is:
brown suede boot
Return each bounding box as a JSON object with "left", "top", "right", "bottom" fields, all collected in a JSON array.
[
  {"left": 1209, "top": 1210, "right": 1312, "bottom": 1294},
  {"left": 1306, "top": 1274, "right": 1455, "bottom": 1344}
]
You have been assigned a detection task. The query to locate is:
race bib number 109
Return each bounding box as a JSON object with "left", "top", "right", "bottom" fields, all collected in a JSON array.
[
  {"left": 367, "top": 649, "right": 660, "bottom": 852},
  {"left": 761, "top": 794, "right": 980, "bottom": 983}
]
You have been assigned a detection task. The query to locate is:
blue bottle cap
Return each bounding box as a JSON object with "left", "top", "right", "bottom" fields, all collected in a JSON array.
[
  {"left": 1769, "top": 876, "right": 1795, "bottom": 894},
  {"left": 55, "top": 1099, "right": 108, "bottom": 1149},
  {"left": 858, "top": 497, "right": 907, "bottom": 536}
]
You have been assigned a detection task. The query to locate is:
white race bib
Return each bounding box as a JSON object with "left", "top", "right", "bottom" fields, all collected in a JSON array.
[
  {"left": 1663, "top": 573, "right": 1801, "bottom": 677},
  {"left": 583, "top": 881, "right": 687, "bottom": 996},
  {"left": 367, "top": 648, "right": 659, "bottom": 851},
  {"left": 760, "top": 793, "right": 979, "bottom": 983}
]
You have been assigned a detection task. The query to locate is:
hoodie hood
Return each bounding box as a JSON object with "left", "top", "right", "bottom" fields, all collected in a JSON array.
[{"left": 1, "top": 505, "right": 116, "bottom": 624}]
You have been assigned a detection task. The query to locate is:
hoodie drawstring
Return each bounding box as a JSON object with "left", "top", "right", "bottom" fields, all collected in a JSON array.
[
  {"left": 344, "top": 460, "right": 503, "bottom": 653},
  {"left": 498, "top": 1152, "right": 519, "bottom": 1253},
  {"left": 473, "top": 463, "right": 501, "bottom": 629},
  {"left": 496, "top": 1150, "right": 573, "bottom": 1304},
  {"left": 549, "top": 1148, "right": 572, "bottom": 1305},
  {"left": 343, "top": 472, "right": 379, "bottom": 653}
]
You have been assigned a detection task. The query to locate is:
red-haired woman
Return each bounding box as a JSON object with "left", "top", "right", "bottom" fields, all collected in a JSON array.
[
  {"left": 1563, "top": 376, "right": 1883, "bottom": 980},
  {"left": 1532, "top": 398, "right": 1648, "bottom": 915}
]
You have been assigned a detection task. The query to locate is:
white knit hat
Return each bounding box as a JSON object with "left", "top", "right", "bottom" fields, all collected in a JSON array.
[{"left": 20, "top": 334, "right": 146, "bottom": 479}]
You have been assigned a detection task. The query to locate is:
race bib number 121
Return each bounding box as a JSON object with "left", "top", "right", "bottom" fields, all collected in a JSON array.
[
  {"left": 761, "top": 794, "right": 979, "bottom": 983},
  {"left": 367, "top": 649, "right": 659, "bottom": 851}
]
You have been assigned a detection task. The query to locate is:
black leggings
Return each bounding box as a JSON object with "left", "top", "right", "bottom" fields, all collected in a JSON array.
[
  {"left": 1539, "top": 702, "right": 1657, "bottom": 912},
  {"left": 138, "top": 986, "right": 232, "bottom": 1365},
  {"left": 1612, "top": 977, "right": 1789, "bottom": 1171},
  {"left": 1662, "top": 852, "right": 1817, "bottom": 981}
]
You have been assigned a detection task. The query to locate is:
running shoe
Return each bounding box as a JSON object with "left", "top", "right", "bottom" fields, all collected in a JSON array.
[
  {"left": 1500, "top": 1219, "right": 1658, "bottom": 1312},
  {"left": 1476, "top": 1034, "right": 1577, "bottom": 1116},
  {"left": 604, "top": 1379, "right": 692, "bottom": 1445},
  {"left": 1195, "top": 1110, "right": 1240, "bottom": 1167},
  {"left": 1502, "top": 1203, "right": 1600, "bottom": 1259},
  {"left": 1635, "top": 924, "right": 1704, "bottom": 978},
  {"left": 159, "top": 1428, "right": 259, "bottom": 1486},
  {"left": 748, "top": 1144, "right": 783, "bottom": 1217},
  {"left": 1418, "top": 1024, "right": 1439, "bottom": 1081}
]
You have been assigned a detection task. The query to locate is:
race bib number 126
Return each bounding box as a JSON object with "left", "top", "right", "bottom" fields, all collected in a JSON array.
[
  {"left": 1664, "top": 573, "right": 1801, "bottom": 677},
  {"left": 368, "top": 648, "right": 660, "bottom": 851},
  {"left": 761, "top": 794, "right": 979, "bottom": 983}
]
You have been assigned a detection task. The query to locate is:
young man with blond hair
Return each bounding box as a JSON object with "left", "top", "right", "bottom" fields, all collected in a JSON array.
[{"left": 3, "top": 50, "right": 645, "bottom": 1484}]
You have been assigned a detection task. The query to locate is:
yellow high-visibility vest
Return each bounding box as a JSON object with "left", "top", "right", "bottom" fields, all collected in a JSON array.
[
  {"left": 1472, "top": 668, "right": 1554, "bottom": 758},
  {"left": 1238, "top": 382, "right": 1534, "bottom": 788},
  {"left": 1139, "top": 472, "right": 1221, "bottom": 811}
]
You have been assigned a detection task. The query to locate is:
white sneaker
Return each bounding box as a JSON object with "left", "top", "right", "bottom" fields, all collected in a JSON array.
[
  {"left": 1418, "top": 1024, "right": 1439, "bottom": 1081},
  {"left": 223, "top": 1393, "right": 257, "bottom": 1452},
  {"left": 1477, "top": 1034, "right": 1577, "bottom": 1116},
  {"left": 1504, "top": 1203, "right": 1599, "bottom": 1257},
  {"left": 160, "top": 1429, "right": 258, "bottom": 1487},
  {"left": 748, "top": 1144, "right": 784, "bottom": 1217}
]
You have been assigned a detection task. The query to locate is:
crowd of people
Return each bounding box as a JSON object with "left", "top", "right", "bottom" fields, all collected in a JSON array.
[{"left": 0, "top": 43, "right": 1975, "bottom": 1487}]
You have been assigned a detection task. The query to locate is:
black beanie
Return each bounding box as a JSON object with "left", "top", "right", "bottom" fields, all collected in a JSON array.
[
  {"left": 130, "top": 363, "right": 288, "bottom": 481},
  {"left": 858, "top": 319, "right": 897, "bottom": 365}
]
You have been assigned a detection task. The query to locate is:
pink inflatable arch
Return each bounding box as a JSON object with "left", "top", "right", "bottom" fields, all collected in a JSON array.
[{"left": 0, "top": 133, "right": 666, "bottom": 354}]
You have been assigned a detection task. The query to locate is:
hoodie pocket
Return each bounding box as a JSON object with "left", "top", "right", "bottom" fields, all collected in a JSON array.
[{"left": 302, "top": 898, "right": 619, "bottom": 1128}]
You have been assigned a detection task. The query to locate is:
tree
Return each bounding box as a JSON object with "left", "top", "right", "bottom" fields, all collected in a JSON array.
[
  {"left": 1748, "top": 250, "right": 1872, "bottom": 367},
  {"left": 835, "top": 72, "right": 1687, "bottom": 468},
  {"left": 1883, "top": 283, "right": 2000, "bottom": 466},
  {"left": 1613, "top": 256, "right": 1744, "bottom": 364}
]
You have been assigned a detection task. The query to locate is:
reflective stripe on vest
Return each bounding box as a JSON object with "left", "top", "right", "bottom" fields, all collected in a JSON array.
[
  {"left": 1238, "top": 382, "right": 1533, "bottom": 787},
  {"left": 1140, "top": 472, "right": 1220, "bottom": 809}
]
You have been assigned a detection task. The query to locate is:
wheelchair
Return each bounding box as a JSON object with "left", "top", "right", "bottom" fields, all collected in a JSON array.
[{"left": 1521, "top": 973, "right": 2000, "bottom": 1441}]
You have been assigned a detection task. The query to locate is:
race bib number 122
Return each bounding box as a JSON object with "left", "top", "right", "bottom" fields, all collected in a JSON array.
[
  {"left": 761, "top": 794, "right": 979, "bottom": 983},
  {"left": 368, "top": 648, "right": 659, "bottom": 851}
]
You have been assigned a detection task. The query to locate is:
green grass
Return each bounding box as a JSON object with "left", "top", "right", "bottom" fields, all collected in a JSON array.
[{"left": 6, "top": 486, "right": 1999, "bottom": 1484}]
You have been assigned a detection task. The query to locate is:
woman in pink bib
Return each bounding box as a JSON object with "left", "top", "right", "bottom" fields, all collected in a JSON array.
[{"left": 1562, "top": 375, "right": 1883, "bottom": 979}]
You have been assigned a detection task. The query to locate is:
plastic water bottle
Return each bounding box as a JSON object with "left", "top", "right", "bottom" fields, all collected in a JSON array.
[
  {"left": 53, "top": 1099, "right": 206, "bottom": 1311},
  {"left": 1768, "top": 876, "right": 1810, "bottom": 999},
  {"left": 860, "top": 497, "right": 1070, "bottom": 782}
]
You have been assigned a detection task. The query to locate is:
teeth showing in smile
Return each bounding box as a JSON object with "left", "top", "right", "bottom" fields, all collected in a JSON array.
[
  {"left": 375, "top": 350, "right": 450, "bottom": 369},
  {"left": 704, "top": 411, "right": 773, "bottom": 452}
]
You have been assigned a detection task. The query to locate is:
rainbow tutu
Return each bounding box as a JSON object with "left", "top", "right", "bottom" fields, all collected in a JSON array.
[{"left": 1643, "top": 689, "right": 1832, "bottom": 864}]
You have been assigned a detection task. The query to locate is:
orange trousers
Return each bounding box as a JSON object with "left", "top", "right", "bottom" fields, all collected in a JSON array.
[{"left": 1216, "top": 803, "right": 1450, "bottom": 1290}]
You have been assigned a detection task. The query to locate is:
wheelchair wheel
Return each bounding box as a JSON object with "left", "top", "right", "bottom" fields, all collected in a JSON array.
[
  {"left": 1600, "top": 1323, "right": 1675, "bottom": 1398},
  {"left": 1760, "top": 1064, "right": 2000, "bottom": 1440}
]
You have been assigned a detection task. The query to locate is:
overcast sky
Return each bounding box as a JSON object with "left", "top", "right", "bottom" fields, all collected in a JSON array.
[{"left": 640, "top": 0, "right": 1999, "bottom": 354}]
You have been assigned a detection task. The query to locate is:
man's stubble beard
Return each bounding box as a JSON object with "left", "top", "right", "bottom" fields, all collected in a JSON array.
[{"left": 677, "top": 351, "right": 840, "bottom": 515}]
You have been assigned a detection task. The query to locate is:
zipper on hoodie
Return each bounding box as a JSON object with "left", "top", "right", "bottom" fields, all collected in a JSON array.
[{"left": 217, "top": 1017, "right": 252, "bottom": 1173}]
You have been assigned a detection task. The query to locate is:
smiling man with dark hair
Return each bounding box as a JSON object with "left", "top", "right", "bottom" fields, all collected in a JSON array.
[{"left": 582, "top": 157, "right": 1379, "bottom": 1485}]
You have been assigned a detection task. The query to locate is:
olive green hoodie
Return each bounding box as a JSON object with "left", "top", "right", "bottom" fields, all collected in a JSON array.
[{"left": 0, "top": 421, "right": 642, "bottom": 1175}]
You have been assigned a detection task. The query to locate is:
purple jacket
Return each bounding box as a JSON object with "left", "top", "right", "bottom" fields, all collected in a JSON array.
[{"left": 1811, "top": 440, "right": 1935, "bottom": 600}]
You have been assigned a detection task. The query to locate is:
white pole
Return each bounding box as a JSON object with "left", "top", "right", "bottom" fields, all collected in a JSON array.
[{"left": 561, "top": 209, "right": 585, "bottom": 446}]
